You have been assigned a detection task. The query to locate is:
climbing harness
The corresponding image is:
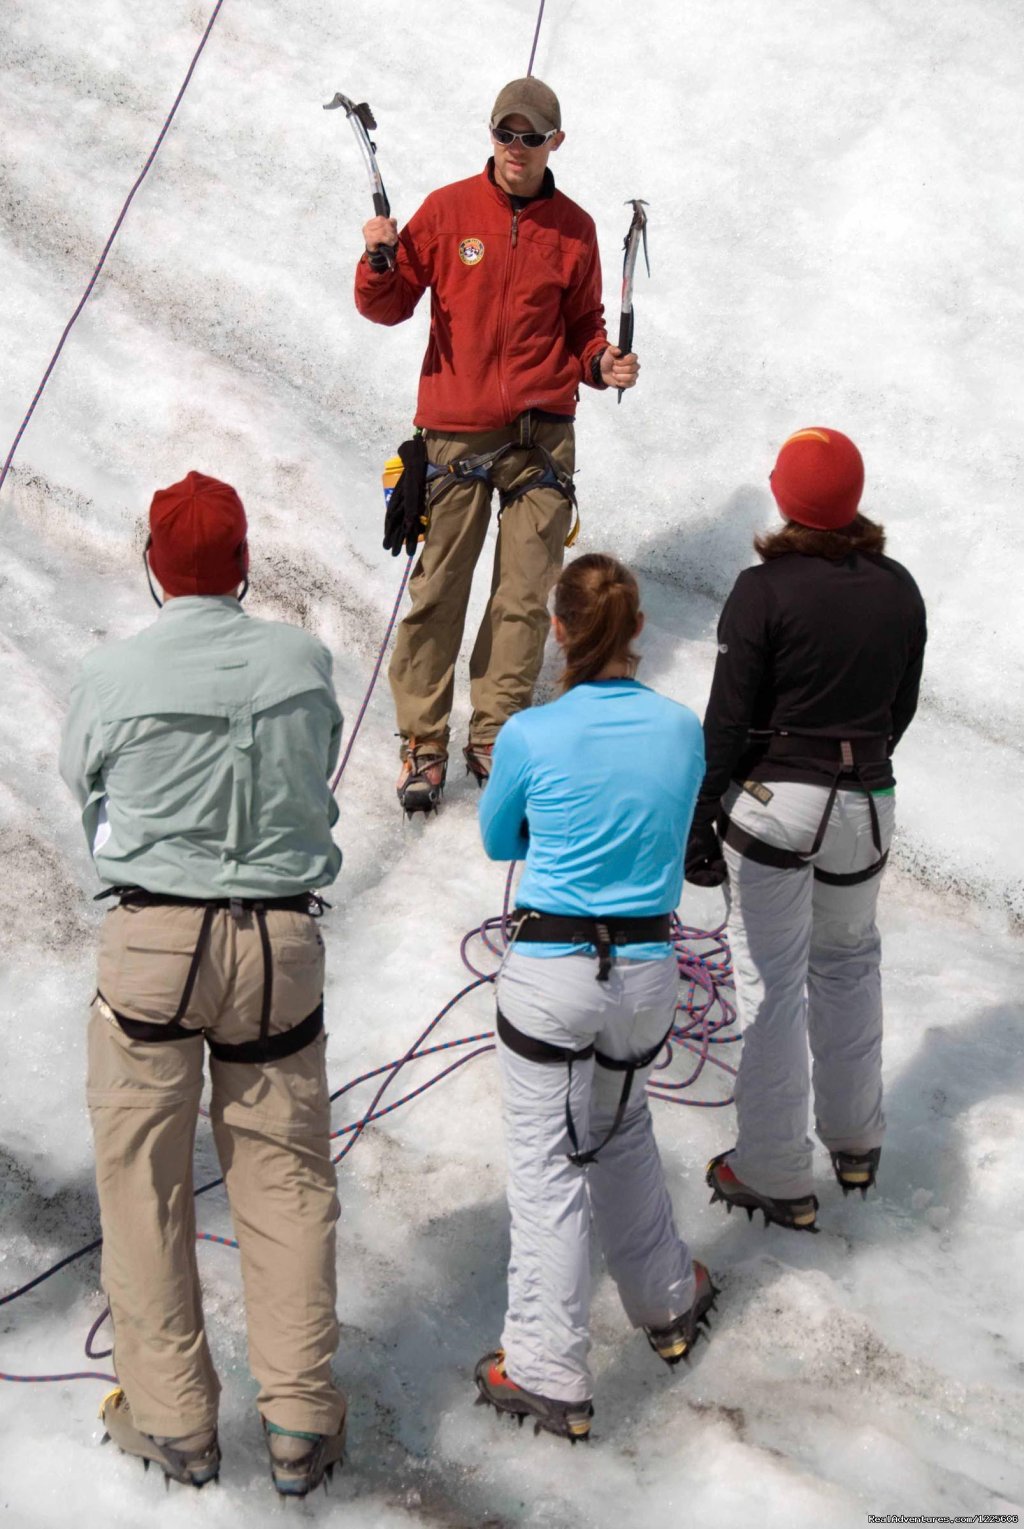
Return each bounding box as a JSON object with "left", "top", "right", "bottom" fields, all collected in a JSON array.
[
  {"left": 508, "top": 908, "right": 673, "bottom": 983},
  {"left": 497, "top": 1007, "right": 677, "bottom": 1169},
  {"left": 94, "top": 887, "right": 327, "bottom": 1065},
  {"left": 497, "top": 906, "right": 677, "bottom": 1167},
  {"left": 424, "top": 411, "right": 580, "bottom": 547},
  {"left": 719, "top": 732, "right": 891, "bottom": 885}
]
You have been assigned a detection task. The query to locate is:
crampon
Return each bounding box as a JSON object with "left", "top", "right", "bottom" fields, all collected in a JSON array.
[
  {"left": 474, "top": 1350, "right": 592, "bottom": 1442},
  {"left": 706, "top": 1150, "right": 819, "bottom": 1232},
  {"left": 644, "top": 1260, "right": 719, "bottom": 1366},
  {"left": 463, "top": 742, "right": 494, "bottom": 787},
  {"left": 263, "top": 1414, "right": 347, "bottom": 1498},
  {"left": 830, "top": 1146, "right": 881, "bottom": 1198},
  {"left": 99, "top": 1388, "right": 220, "bottom": 1488},
  {"left": 396, "top": 743, "right": 447, "bottom": 815}
]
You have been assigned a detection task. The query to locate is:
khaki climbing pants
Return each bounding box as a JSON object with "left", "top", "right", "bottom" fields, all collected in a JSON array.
[
  {"left": 388, "top": 419, "right": 574, "bottom": 750},
  {"left": 86, "top": 900, "right": 344, "bottom": 1439}
]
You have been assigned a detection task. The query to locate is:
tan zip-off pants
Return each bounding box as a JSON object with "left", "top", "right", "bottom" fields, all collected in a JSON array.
[
  {"left": 388, "top": 420, "right": 574, "bottom": 751},
  {"left": 87, "top": 901, "right": 344, "bottom": 1438}
]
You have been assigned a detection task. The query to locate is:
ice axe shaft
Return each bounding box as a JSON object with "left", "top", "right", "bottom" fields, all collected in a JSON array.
[
  {"left": 325, "top": 90, "right": 395, "bottom": 270},
  {"left": 616, "top": 199, "right": 649, "bottom": 403}
]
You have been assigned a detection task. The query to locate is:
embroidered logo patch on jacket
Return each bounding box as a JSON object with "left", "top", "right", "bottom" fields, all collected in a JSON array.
[{"left": 458, "top": 237, "right": 485, "bottom": 266}]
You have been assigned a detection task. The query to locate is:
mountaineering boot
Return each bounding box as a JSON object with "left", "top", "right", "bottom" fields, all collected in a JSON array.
[
  {"left": 263, "top": 1412, "right": 347, "bottom": 1498},
  {"left": 644, "top": 1260, "right": 719, "bottom": 1366},
  {"left": 473, "top": 1351, "right": 593, "bottom": 1442},
  {"left": 830, "top": 1146, "right": 881, "bottom": 1198},
  {"left": 396, "top": 741, "right": 448, "bottom": 815},
  {"left": 463, "top": 741, "right": 494, "bottom": 787},
  {"left": 99, "top": 1388, "right": 220, "bottom": 1487},
  {"left": 706, "top": 1150, "right": 819, "bottom": 1232}
]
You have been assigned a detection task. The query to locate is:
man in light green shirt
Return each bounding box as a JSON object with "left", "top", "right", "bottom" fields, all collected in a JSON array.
[
  {"left": 61, "top": 593, "right": 343, "bottom": 899},
  {"left": 59, "top": 472, "right": 346, "bottom": 1499}
]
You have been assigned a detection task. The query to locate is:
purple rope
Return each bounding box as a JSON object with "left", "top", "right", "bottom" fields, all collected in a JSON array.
[
  {"left": 0, "top": 1368, "right": 117, "bottom": 1383},
  {"left": 0, "top": 0, "right": 228, "bottom": 499},
  {"left": 526, "top": 0, "right": 547, "bottom": 76},
  {"left": 331, "top": 552, "right": 415, "bottom": 792},
  {"left": 85, "top": 1307, "right": 112, "bottom": 1361},
  {"left": 332, "top": 978, "right": 491, "bottom": 1163}
]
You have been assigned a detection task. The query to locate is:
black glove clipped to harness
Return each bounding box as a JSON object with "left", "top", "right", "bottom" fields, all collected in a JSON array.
[
  {"left": 685, "top": 800, "right": 727, "bottom": 888},
  {"left": 383, "top": 436, "right": 428, "bottom": 557}
]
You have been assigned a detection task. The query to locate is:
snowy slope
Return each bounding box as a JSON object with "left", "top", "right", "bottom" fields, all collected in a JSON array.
[{"left": 1, "top": 1, "right": 1023, "bottom": 1524}]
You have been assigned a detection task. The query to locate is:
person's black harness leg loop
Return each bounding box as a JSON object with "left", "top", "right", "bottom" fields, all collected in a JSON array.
[
  {"left": 254, "top": 905, "right": 273, "bottom": 1058},
  {"left": 497, "top": 1007, "right": 674, "bottom": 1168},
  {"left": 99, "top": 891, "right": 324, "bottom": 1063},
  {"left": 99, "top": 902, "right": 215, "bottom": 1045}
]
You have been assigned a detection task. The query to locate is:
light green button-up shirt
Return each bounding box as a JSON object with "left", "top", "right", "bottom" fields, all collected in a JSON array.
[{"left": 59, "top": 597, "right": 343, "bottom": 899}]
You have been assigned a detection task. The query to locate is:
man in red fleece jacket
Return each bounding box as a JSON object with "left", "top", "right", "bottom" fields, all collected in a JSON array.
[{"left": 355, "top": 77, "right": 639, "bottom": 811}]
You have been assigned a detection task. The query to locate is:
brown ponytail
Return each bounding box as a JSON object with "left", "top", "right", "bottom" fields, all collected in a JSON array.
[{"left": 553, "top": 553, "right": 641, "bottom": 691}]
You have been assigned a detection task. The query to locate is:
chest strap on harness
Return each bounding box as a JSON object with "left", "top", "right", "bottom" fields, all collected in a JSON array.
[
  {"left": 496, "top": 1007, "right": 674, "bottom": 1167},
  {"left": 97, "top": 889, "right": 324, "bottom": 1063},
  {"left": 510, "top": 907, "right": 672, "bottom": 983}
]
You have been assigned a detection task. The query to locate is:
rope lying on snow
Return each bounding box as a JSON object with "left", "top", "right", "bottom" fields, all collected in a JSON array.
[{"left": 0, "top": 874, "right": 736, "bottom": 1382}]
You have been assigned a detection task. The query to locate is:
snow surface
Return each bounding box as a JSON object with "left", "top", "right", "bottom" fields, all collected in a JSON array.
[{"left": 1, "top": 1, "right": 1023, "bottom": 1524}]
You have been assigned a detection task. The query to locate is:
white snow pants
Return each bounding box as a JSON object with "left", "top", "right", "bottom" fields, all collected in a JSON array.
[
  {"left": 494, "top": 949, "right": 695, "bottom": 1403},
  {"left": 723, "top": 780, "right": 896, "bottom": 1199}
]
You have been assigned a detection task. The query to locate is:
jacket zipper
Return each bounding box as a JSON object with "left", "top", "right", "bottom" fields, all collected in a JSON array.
[{"left": 495, "top": 205, "right": 520, "bottom": 423}]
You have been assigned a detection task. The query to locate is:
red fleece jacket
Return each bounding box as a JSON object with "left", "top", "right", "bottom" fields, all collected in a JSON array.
[{"left": 354, "top": 165, "right": 608, "bottom": 432}]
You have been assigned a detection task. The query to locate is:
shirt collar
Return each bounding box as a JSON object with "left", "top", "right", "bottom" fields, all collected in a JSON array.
[
  {"left": 484, "top": 159, "right": 556, "bottom": 205},
  {"left": 157, "top": 595, "right": 247, "bottom": 622}
]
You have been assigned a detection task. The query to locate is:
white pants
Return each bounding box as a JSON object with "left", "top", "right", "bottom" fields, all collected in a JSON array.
[
  {"left": 723, "top": 780, "right": 896, "bottom": 1199},
  {"left": 494, "top": 949, "right": 695, "bottom": 1403}
]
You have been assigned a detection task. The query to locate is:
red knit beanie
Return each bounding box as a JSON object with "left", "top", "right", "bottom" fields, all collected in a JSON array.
[
  {"left": 769, "top": 428, "right": 864, "bottom": 530},
  {"left": 148, "top": 471, "right": 249, "bottom": 596}
]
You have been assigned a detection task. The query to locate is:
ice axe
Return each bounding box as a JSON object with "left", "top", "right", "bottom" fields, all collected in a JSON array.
[
  {"left": 324, "top": 91, "right": 395, "bottom": 271},
  {"left": 616, "top": 199, "right": 650, "bottom": 403}
]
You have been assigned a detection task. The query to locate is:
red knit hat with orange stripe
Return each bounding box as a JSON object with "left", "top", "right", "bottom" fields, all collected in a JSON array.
[{"left": 769, "top": 428, "right": 864, "bottom": 531}]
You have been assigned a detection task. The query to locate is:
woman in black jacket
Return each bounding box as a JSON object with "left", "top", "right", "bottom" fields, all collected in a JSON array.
[{"left": 686, "top": 428, "right": 926, "bottom": 1231}]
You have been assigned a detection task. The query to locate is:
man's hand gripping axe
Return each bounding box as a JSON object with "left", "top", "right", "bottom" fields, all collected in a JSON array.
[
  {"left": 617, "top": 199, "right": 650, "bottom": 403},
  {"left": 324, "top": 91, "right": 395, "bottom": 271}
]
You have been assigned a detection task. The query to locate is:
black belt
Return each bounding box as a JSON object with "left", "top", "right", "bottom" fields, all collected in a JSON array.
[
  {"left": 497, "top": 1008, "right": 674, "bottom": 1167},
  {"left": 96, "top": 887, "right": 325, "bottom": 1063},
  {"left": 98, "top": 886, "right": 325, "bottom": 916},
  {"left": 510, "top": 908, "right": 673, "bottom": 983},
  {"left": 763, "top": 732, "right": 889, "bottom": 765}
]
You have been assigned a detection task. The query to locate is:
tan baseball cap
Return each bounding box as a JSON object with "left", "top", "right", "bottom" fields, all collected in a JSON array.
[{"left": 490, "top": 77, "right": 561, "bottom": 133}]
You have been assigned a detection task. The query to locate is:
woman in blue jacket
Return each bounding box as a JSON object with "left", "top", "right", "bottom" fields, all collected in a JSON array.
[{"left": 473, "top": 552, "right": 715, "bottom": 1441}]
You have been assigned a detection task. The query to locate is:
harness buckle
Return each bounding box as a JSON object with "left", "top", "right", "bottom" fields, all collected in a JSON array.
[
  {"left": 517, "top": 411, "right": 535, "bottom": 449},
  {"left": 593, "top": 921, "right": 614, "bottom": 983},
  {"left": 229, "top": 898, "right": 245, "bottom": 923}
]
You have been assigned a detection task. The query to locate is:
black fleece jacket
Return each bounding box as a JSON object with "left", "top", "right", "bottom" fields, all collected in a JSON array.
[{"left": 696, "top": 550, "right": 927, "bottom": 816}]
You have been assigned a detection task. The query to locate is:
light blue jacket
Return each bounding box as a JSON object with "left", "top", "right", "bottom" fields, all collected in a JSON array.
[
  {"left": 479, "top": 679, "right": 705, "bottom": 957},
  {"left": 59, "top": 597, "right": 343, "bottom": 899}
]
